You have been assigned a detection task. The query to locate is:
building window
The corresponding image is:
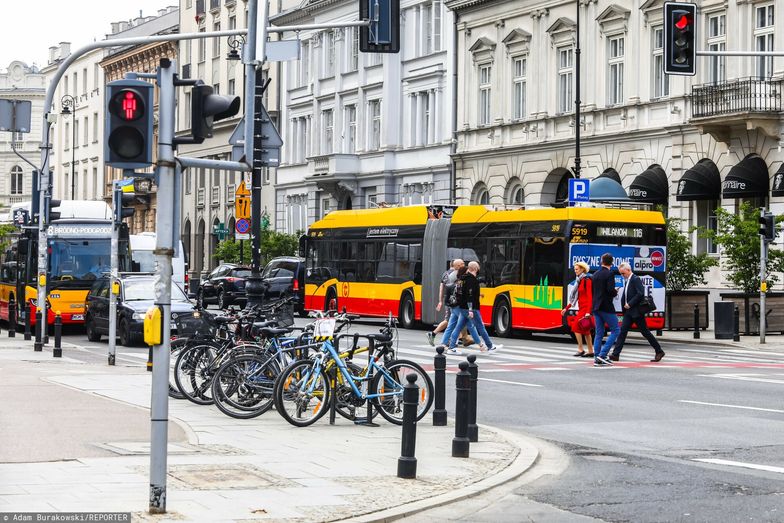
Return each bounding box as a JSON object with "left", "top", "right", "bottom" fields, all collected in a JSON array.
[
  {"left": 423, "top": 93, "right": 431, "bottom": 145},
  {"left": 322, "top": 109, "right": 333, "bottom": 154},
  {"left": 607, "top": 36, "right": 624, "bottom": 106},
  {"left": 10, "top": 166, "right": 23, "bottom": 195},
  {"left": 345, "top": 105, "right": 356, "bottom": 153},
  {"left": 369, "top": 99, "right": 382, "bottom": 151},
  {"left": 92, "top": 112, "right": 99, "bottom": 143},
  {"left": 754, "top": 4, "right": 774, "bottom": 78},
  {"left": 695, "top": 200, "right": 719, "bottom": 255},
  {"left": 322, "top": 197, "right": 331, "bottom": 219},
  {"left": 92, "top": 167, "right": 99, "bottom": 199},
  {"left": 707, "top": 14, "right": 726, "bottom": 84},
  {"left": 82, "top": 68, "right": 87, "bottom": 94},
  {"left": 83, "top": 116, "right": 89, "bottom": 146},
  {"left": 557, "top": 46, "right": 573, "bottom": 114},
  {"left": 323, "top": 30, "right": 336, "bottom": 77},
  {"left": 366, "top": 192, "right": 378, "bottom": 208},
  {"left": 348, "top": 29, "right": 359, "bottom": 71},
  {"left": 471, "top": 183, "right": 489, "bottom": 205},
  {"left": 198, "top": 28, "right": 206, "bottom": 63},
  {"left": 300, "top": 41, "right": 310, "bottom": 86},
  {"left": 653, "top": 27, "right": 670, "bottom": 98},
  {"left": 184, "top": 92, "right": 192, "bottom": 128},
  {"left": 418, "top": 0, "right": 441, "bottom": 55},
  {"left": 229, "top": 15, "right": 236, "bottom": 30},
  {"left": 94, "top": 64, "right": 100, "bottom": 88},
  {"left": 185, "top": 168, "right": 192, "bottom": 194},
  {"left": 213, "top": 22, "right": 221, "bottom": 57},
  {"left": 509, "top": 184, "right": 524, "bottom": 205},
  {"left": 512, "top": 57, "right": 526, "bottom": 120},
  {"left": 478, "top": 64, "right": 491, "bottom": 125}
]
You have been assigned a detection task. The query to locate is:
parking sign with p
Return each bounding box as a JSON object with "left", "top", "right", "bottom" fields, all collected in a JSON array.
[{"left": 568, "top": 178, "right": 590, "bottom": 203}]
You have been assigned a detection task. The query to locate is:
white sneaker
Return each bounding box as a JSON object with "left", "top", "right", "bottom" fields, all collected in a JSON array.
[
  {"left": 487, "top": 344, "right": 501, "bottom": 352},
  {"left": 446, "top": 347, "right": 461, "bottom": 355}
]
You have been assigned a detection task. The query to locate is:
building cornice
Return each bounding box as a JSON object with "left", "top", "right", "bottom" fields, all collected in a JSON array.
[{"left": 444, "top": 0, "right": 497, "bottom": 13}]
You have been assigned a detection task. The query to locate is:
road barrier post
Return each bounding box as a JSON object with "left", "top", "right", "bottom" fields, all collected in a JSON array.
[
  {"left": 433, "top": 346, "right": 447, "bottom": 426},
  {"left": 34, "top": 310, "right": 42, "bottom": 351},
  {"left": 693, "top": 304, "right": 700, "bottom": 339},
  {"left": 452, "top": 361, "right": 470, "bottom": 458},
  {"left": 24, "top": 302, "right": 31, "bottom": 341},
  {"left": 397, "top": 373, "right": 419, "bottom": 479},
  {"left": 53, "top": 311, "right": 62, "bottom": 358},
  {"left": 733, "top": 306, "right": 740, "bottom": 342},
  {"left": 467, "top": 354, "right": 478, "bottom": 442},
  {"left": 8, "top": 298, "right": 16, "bottom": 338}
]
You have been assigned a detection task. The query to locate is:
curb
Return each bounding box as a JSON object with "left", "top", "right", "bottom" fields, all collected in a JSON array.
[{"left": 341, "top": 425, "right": 541, "bottom": 523}]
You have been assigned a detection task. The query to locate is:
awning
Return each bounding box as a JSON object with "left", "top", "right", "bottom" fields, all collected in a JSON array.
[
  {"left": 628, "top": 164, "right": 669, "bottom": 204},
  {"left": 772, "top": 163, "right": 784, "bottom": 197},
  {"left": 589, "top": 176, "right": 628, "bottom": 201},
  {"left": 676, "top": 158, "right": 721, "bottom": 201},
  {"left": 722, "top": 153, "right": 769, "bottom": 199},
  {"left": 596, "top": 167, "right": 621, "bottom": 184}
]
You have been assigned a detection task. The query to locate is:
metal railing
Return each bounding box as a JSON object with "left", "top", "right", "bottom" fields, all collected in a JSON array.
[{"left": 692, "top": 77, "right": 783, "bottom": 118}]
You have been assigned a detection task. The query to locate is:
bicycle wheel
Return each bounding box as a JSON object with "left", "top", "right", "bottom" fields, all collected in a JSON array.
[
  {"left": 174, "top": 344, "right": 218, "bottom": 405},
  {"left": 333, "top": 360, "right": 380, "bottom": 421},
  {"left": 211, "top": 354, "right": 280, "bottom": 419},
  {"left": 370, "top": 359, "right": 434, "bottom": 425},
  {"left": 274, "top": 360, "right": 331, "bottom": 427},
  {"left": 169, "top": 338, "right": 188, "bottom": 400}
]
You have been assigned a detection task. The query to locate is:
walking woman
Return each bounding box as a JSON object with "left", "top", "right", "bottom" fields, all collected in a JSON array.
[{"left": 562, "top": 261, "right": 594, "bottom": 357}]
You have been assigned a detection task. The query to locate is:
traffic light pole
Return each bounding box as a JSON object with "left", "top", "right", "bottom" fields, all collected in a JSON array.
[
  {"left": 760, "top": 230, "right": 767, "bottom": 344},
  {"left": 108, "top": 183, "right": 120, "bottom": 366}
]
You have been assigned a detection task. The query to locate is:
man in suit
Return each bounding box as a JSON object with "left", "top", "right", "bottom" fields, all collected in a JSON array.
[
  {"left": 609, "top": 262, "right": 665, "bottom": 362},
  {"left": 590, "top": 253, "right": 621, "bottom": 367}
]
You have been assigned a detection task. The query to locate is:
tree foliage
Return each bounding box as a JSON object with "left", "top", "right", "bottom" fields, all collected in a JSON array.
[
  {"left": 702, "top": 202, "right": 784, "bottom": 293},
  {"left": 213, "top": 230, "right": 300, "bottom": 266},
  {"left": 665, "top": 217, "right": 718, "bottom": 292}
]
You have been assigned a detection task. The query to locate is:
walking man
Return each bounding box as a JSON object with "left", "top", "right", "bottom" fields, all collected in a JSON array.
[
  {"left": 609, "top": 263, "right": 665, "bottom": 362},
  {"left": 428, "top": 259, "right": 461, "bottom": 345},
  {"left": 445, "top": 261, "right": 501, "bottom": 354},
  {"left": 590, "top": 253, "right": 620, "bottom": 367}
]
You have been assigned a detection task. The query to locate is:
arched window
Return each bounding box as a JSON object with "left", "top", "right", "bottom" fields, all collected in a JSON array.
[
  {"left": 471, "top": 182, "right": 490, "bottom": 205},
  {"left": 10, "top": 166, "right": 23, "bottom": 195},
  {"left": 505, "top": 177, "right": 524, "bottom": 206}
]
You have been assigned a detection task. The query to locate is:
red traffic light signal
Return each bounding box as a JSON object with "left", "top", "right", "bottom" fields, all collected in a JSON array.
[
  {"left": 105, "top": 80, "right": 154, "bottom": 169},
  {"left": 663, "top": 2, "right": 697, "bottom": 76}
]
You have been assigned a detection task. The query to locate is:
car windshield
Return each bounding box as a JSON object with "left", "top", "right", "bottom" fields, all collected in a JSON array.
[
  {"left": 233, "top": 269, "right": 251, "bottom": 278},
  {"left": 48, "top": 238, "right": 111, "bottom": 281},
  {"left": 123, "top": 279, "right": 190, "bottom": 302}
]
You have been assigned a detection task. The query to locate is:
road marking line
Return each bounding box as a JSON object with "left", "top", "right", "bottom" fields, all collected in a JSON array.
[
  {"left": 698, "top": 374, "right": 784, "bottom": 385},
  {"left": 532, "top": 367, "right": 570, "bottom": 371},
  {"left": 693, "top": 458, "right": 784, "bottom": 474},
  {"left": 678, "top": 400, "right": 784, "bottom": 413},
  {"left": 478, "top": 377, "right": 543, "bottom": 388}
]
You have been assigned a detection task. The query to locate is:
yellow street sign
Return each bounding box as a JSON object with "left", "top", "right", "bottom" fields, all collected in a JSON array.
[
  {"left": 236, "top": 180, "right": 250, "bottom": 196},
  {"left": 235, "top": 196, "right": 250, "bottom": 220}
]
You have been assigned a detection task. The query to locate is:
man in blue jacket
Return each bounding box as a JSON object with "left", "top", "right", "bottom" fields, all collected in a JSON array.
[
  {"left": 590, "top": 253, "right": 620, "bottom": 367},
  {"left": 609, "top": 262, "right": 665, "bottom": 362}
]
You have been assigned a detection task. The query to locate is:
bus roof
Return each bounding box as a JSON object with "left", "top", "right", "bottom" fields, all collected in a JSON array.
[{"left": 308, "top": 205, "right": 665, "bottom": 230}]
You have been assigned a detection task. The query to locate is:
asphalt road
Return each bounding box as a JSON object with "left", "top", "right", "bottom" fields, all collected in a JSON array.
[{"left": 51, "top": 314, "right": 784, "bottom": 522}]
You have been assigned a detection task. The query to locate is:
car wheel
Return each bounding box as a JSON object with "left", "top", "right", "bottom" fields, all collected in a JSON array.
[
  {"left": 217, "top": 289, "right": 231, "bottom": 309},
  {"left": 398, "top": 292, "right": 415, "bottom": 329},
  {"left": 492, "top": 297, "right": 513, "bottom": 337},
  {"left": 119, "top": 318, "right": 132, "bottom": 347},
  {"left": 85, "top": 315, "right": 102, "bottom": 342}
]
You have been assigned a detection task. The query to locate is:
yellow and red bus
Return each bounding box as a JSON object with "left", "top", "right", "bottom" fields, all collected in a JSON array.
[{"left": 302, "top": 205, "right": 666, "bottom": 335}]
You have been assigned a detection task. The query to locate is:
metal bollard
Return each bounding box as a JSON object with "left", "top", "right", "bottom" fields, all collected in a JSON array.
[
  {"left": 34, "top": 310, "right": 43, "bottom": 351},
  {"left": 693, "top": 304, "right": 700, "bottom": 339},
  {"left": 397, "top": 373, "right": 419, "bottom": 479},
  {"left": 733, "top": 306, "right": 740, "bottom": 342},
  {"left": 147, "top": 346, "right": 153, "bottom": 372},
  {"left": 467, "top": 354, "right": 479, "bottom": 443},
  {"left": 24, "top": 302, "right": 31, "bottom": 341},
  {"left": 53, "top": 311, "right": 62, "bottom": 358},
  {"left": 452, "top": 361, "right": 470, "bottom": 458},
  {"left": 432, "top": 346, "right": 447, "bottom": 426},
  {"left": 8, "top": 298, "right": 16, "bottom": 338}
]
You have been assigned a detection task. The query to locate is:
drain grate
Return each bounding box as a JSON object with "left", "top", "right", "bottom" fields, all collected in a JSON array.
[{"left": 168, "top": 464, "right": 295, "bottom": 490}]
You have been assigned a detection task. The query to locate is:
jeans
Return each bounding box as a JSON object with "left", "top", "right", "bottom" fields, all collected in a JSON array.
[
  {"left": 469, "top": 309, "right": 493, "bottom": 348},
  {"left": 440, "top": 306, "right": 461, "bottom": 346},
  {"left": 592, "top": 310, "right": 621, "bottom": 358},
  {"left": 448, "top": 308, "right": 484, "bottom": 349},
  {"left": 611, "top": 313, "right": 662, "bottom": 356}
]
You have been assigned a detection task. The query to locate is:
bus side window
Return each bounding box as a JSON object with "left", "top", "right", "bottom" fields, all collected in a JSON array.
[{"left": 523, "top": 237, "right": 564, "bottom": 287}]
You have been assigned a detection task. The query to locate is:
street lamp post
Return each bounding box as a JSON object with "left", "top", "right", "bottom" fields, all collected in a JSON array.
[{"left": 60, "top": 94, "right": 76, "bottom": 199}]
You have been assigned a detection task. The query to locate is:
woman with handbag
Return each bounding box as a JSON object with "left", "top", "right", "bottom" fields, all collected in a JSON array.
[{"left": 562, "top": 262, "right": 594, "bottom": 357}]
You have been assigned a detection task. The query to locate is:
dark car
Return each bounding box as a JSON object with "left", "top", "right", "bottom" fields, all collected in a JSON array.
[
  {"left": 84, "top": 274, "right": 197, "bottom": 346},
  {"left": 260, "top": 257, "right": 305, "bottom": 313},
  {"left": 197, "top": 263, "right": 251, "bottom": 309}
]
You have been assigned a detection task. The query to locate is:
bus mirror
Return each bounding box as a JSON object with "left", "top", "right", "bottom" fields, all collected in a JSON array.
[{"left": 298, "top": 234, "right": 308, "bottom": 258}]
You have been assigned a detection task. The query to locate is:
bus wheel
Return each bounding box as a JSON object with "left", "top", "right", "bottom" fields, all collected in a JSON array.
[
  {"left": 324, "top": 288, "right": 338, "bottom": 312},
  {"left": 492, "top": 297, "right": 513, "bottom": 337},
  {"left": 398, "top": 292, "right": 415, "bottom": 329}
]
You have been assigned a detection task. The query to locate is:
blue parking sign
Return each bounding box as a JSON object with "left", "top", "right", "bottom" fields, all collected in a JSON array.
[{"left": 569, "top": 178, "right": 590, "bottom": 203}]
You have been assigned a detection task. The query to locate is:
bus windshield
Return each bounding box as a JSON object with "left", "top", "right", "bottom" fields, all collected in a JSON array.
[{"left": 48, "top": 238, "right": 111, "bottom": 282}]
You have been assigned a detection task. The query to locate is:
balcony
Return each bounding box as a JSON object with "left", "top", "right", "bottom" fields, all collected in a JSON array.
[{"left": 691, "top": 77, "right": 783, "bottom": 142}]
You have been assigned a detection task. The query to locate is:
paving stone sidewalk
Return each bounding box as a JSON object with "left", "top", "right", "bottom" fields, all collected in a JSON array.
[{"left": 0, "top": 338, "right": 537, "bottom": 522}]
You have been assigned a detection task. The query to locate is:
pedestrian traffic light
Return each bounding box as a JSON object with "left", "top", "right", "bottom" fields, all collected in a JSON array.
[
  {"left": 663, "top": 2, "right": 697, "bottom": 76},
  {"left": 190, "top": 81, "right": 241, "bottom": 143},
  {"left": 113, "top": 186, "right": 136, "bottom": 224},
  {"left": 759, "top": 212, "right": 776, "bottom": 242},
  {"left": 46, "top": 197, "right": 62, "bottom": 222},
  {"left": 360, "top": 0, "right": 400, "bottom": 53},
  {"left": 105, "top": 79, "right": 154, "bottom": 169}
]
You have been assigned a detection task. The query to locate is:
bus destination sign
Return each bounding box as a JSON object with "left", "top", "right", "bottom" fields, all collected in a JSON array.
[
  {"left": 596, "top": 226, "right": 644, "bottom": 238},
  {"left": 47, "top": 224, "right": 113, "bottom": 237}
]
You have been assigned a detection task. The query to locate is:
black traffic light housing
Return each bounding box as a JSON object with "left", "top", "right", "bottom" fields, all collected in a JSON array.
[
  {"left": 113, "top": 188, "right": 136, "bottom": 224},
  {"left": 46, "top": 198, "right": 62, "bottom": 222},
  {"left": 190, "top": 81, "right": 241, "bottom": 143},
  {"left": 664, "top": 2, "right": 697, "bottom": 76},
  {"left": 759, "top": 211, "right": 776, "bottom": 243},
  {"left": 360, "top": 0, "right": 400, "bottom": 53},
  {"left": 105, "top": 79, "right": 154, "bottom": 169}
]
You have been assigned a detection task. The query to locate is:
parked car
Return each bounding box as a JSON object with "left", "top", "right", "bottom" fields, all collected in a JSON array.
[
  {"left": 260, "top": 256, "right": 305, "bottom": 313},
  {"left": 84, "top": 273, "right": 197, "bottom": 346},
  {"left": 197, "top": 263, "right": 251, "bottom": 308}
]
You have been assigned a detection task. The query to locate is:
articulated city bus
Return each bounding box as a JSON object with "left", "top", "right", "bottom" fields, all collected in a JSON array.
[
  {"left": 302, "top": 205, "right": 666, "bottom": 335},
  {"left": 0, "top": 201, "right": 131, "bottom": 326}
]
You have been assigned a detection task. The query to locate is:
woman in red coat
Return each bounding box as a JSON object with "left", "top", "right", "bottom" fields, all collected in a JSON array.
[{"left": 562, "top": 261, "right": 594, "bottom": 357}]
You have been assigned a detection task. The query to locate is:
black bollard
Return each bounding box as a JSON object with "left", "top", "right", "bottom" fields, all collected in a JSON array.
[
  {"left": 34, "top": 310, "right": 42, "bottom": 351},
  {"left": 24, "top": 302, "right": 31, "bottom": 341},
  {"left": 733, "top": 306, "right": 740, "bottom": 342},
  {"left": 467, "top": 354, "right": 479, "bottom": 443},
  {"left": 53, "top": 312, "right": 62, "bottom": 358},
  {"left": 8, "top": 298, "right": 16, "bottom": 338},
  {"left": 452, "top": 361, "right": 470, "bottom": 458},
  {"left": 433, "top": 346, "right": 447, "bottom": 426},
  {"left": 693, "top": 304, "right": 700, "bottom": 339},
  {"left": 397, "top": 373, "right": 419, "bottom": 479},
  {"left": 147, "top": 346, "right": 153, "bottom": 372}
]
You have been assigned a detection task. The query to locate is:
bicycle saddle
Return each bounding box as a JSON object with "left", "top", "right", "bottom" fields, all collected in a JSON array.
[
  {"left": 213, "top": 316, "right": 235, "bottom": 324},
  {"left": 251, "top": 320, "right": 276, "bottom": 328},
  {"left": 366, "top": 332, "right": 392, "bottom": 343},
  {"left": 257, "top": 327, "right": 293, "bottom": 337}
]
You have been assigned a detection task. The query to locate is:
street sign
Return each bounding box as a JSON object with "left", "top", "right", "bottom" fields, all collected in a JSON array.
[
  {"left": 235, "top": 181, "right": 251, "bottom": 220},
  {"left": 213, "top": 222, "right": 229, "bottom": 240},
  {"left": 235, "top": 218, "right": 250, "bottom": 240},
  {"left": 569, "top": 179, "right": 590, "bottom": 203},
  {"left": 13, "top": 208, "right": 29, "bottom": 226}
]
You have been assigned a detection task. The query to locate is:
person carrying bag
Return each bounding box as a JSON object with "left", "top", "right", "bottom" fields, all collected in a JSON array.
[{"left": 562, "top": 261, "right": 594, "bottom": 357}]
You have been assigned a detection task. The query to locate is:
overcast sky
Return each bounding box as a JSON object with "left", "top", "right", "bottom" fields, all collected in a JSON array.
[{"left": 1, "top": 0, "right": 176, "bottom": 71}]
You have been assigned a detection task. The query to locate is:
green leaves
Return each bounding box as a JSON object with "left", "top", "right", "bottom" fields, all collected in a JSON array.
[
  {"left": 666, "top": 217, "right": 718, "bottom": 292},
  {"left": 212, "top": 229, "right": 300, "bottom": 266}
]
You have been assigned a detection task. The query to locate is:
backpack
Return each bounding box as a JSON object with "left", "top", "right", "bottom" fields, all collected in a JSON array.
[{"left": 448, "top": 277, "right": 463, "bottom": 307}]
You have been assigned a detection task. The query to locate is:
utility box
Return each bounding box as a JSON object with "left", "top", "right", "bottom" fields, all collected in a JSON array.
[{"left": 714, "top": 302, "right": 735, "bottom": 340}]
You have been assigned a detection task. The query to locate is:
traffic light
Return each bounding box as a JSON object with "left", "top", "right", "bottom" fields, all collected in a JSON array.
[
  {"left": 190, "top": 81, "right": 241, "bottom": 143},
  {"left": 113, "top": 185, "right": 136, "bottom": 224},
  {"left": 360, "top": 0, "right": 400, "bottom": 53},
  {"left": 46, "top": 198, "right": 62, "bottom": 222},
  {"left": 664, "top": 2, "right": 697, "bottom": 76},
  {"left": 105, "top": 79, "right": 154, "bottom": 169},
  {"left": 759, "top": 211, "right": 776, "bottom": 243}
]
